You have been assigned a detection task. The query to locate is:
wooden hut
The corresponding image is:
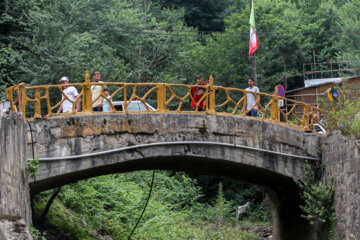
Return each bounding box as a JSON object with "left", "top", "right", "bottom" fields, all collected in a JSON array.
[{"left": 285, "top": 76, "right": 360, "bottom": 115}]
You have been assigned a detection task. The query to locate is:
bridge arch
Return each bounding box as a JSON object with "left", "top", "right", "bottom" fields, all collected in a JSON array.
[{"left": 28, "top": 114, "right": 320, "bottom": 240}]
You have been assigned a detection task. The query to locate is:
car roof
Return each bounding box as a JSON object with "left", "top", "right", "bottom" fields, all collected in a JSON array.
[
  {"left": 111, "top": 100, "right": 155, "bottom": 110},
  {"left": 112, "top": 100, "right": 143, "bottom": 103}
]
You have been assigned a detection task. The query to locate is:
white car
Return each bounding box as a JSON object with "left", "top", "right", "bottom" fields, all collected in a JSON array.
[
  {"left": 312, "top": 123, "right": 327, "bottom": 135},
  {"left": 112, "top": 101, "right": 155, "bottom": 112}
]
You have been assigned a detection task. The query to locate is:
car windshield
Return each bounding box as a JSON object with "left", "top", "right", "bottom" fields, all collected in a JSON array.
[
  {"left": 313, "top": 124, "right": 325, "bottom": 134},
  {"left": 138, "top": 103, "right": 148, "bottom": 111},
  {"left": 127, "top": 102, "right": 140, "bottom": 111}
]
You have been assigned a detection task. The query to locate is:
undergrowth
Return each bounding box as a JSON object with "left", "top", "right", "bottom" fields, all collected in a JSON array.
[{"left": 32, "top": 172, "right": 269, "bottom": 240}]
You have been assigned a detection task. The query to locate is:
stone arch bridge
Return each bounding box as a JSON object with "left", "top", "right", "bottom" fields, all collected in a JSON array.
[
  {"left": 27, "top": 113, "right": 320, "bottom": 240},
  {"left": 2, "top": 77, "right": 359, "bottom": 240}
]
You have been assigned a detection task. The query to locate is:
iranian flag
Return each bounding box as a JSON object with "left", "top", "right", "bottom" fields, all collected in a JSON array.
[{"left": 249, "top": 2, "right": 258, "bottom": 57}]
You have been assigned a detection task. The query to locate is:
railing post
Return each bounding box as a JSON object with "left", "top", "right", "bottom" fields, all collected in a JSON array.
[
  {"left": 157, "top": 84, "right": 166, "bottom": 113},
  {"left": 242, "top": 93, "right": 247, "bottom": 117},
  {"left": 45, "top": 88, "right": 52, "bottom": 118},
  {"left": 208, "top": 75, "right": 215, "bottom": 114},
  {"left": 34, "top": 88, "right": 41, "bottom": 118},
  {"left": 19, "top": 83, "right": 26, "bottom": 120},
  {"left": 5, "top": 87, "right": 11, "bottom": 102},
  {"left": 16, "top": 86, "right": 21, "bottom": 112},
  {"left": 123, "top": 86, "right": 127, "bottom": 113},
  {"left": 303, "top": 105, "right": 310, "bottom": 131},
  {"left": 6, "top": 87, "right": 15, "bottom": 112},
  {"left": 270, "top": 87, "right": 279, "bottom": 122},
  {"left": 84, "top": 70, "right": 92, "bottom": 113}
]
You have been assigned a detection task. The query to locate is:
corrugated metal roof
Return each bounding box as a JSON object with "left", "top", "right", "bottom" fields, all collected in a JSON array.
[
  {"left": 304, "top": 78, "right": 342, "bottom": 87},
  {"left": 286, "top": 75, "right": 359, "bottom": 93}
]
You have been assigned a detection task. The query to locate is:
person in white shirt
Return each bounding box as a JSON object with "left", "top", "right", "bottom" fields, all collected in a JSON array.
[
  {"left": 91, "top": 71, "right": 103, "bottom": 111},
  {"left": 245, "top": 77, "right": 260, "bottom": 117},
  {"left": 57, "top": 76, "right": 81, "bottom": 113}
]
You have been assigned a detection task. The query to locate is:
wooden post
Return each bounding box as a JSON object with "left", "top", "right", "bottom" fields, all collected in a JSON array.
[
  {"left": 252, "top": 54, "right": 257, "bottom": 85},
  {"left": 5, "top": 87, "right": 11, "bottom": 102},
  {"left": 20, "top": 83, "right": 26, "bottom": 120},
  {"left": 34, "top": 88, "right": 41, "bottom": 118},
  {"left": 328, "top": 55, "right": 333, "bottom": 78},
  {"left": 313, "top": 49, "right": 316, "bottom": 79},
  {"left": 243, "top": 91, "right": 247, "bottom": 117},
  {"left": 341, "top": 49, "right": 344, "bottom": 77},
  {"left": 123, "top": 86, "right": 127, "bottom": 113},
  {"left": 283, "top": 54, "right": 287, "bottom": 90},
  {"left": 208, "top": 75, "right": 215, "bottom": 114},
  {"left": 84, "top": 70, "right": 92, "bottom": 113},
  {"left": 303, "top": 105, "right": 310, "bottom": 131},
  {"left": 45, "top": 88, "right": 52, "bottom": 118},
  {"left": 16, "top": 85, "right": 21, "bottom": 112},
  {"left": 270, "top": 87, "right": 279, "bottom": 122},
  {"left": 6, "top": 87, "right": 16, "bottom": 112},
  {"left": 157, "top": 84, "right": 166, "bottom": 113}
]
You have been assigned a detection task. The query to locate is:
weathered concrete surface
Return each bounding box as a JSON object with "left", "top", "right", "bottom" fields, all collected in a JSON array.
[
  {"left": 28, "top": 114, "right": 319, "bottom": 188},
  {"left": 322, "top": 131, "right": 360, "bottom": 240},
  {"left": 0, "top": 218, "right": 32, "bottom": 240},
  {"left": 0, "top": 113, "right": 32, "bottom": 240},
  {"left": 28, "top": 113, "right": 320, "bottom": 240}
]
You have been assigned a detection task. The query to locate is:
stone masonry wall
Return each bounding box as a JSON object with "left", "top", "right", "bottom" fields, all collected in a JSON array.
[
  {"left": 0, "top": 113, "right": 32, "bottom": 240},
  {"left": 322, "top": 131, "right": 360, "bottom": 240}
]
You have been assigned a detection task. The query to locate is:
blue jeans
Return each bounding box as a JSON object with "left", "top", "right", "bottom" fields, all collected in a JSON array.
[
  {"left": 92, "top": 106, "right": 103, "bottom": 112},
  {"left": 246, "top": 109, "right": 257, "bottom": 117}
]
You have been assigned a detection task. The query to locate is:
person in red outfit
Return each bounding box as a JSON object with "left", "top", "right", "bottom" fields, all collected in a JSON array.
[{"left": 191, "top": 75, "right": 208, "bottom": 111}]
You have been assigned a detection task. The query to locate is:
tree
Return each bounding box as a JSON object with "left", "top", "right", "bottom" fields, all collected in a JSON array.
[
  {"left": 0, "top": 0, "right": 35, "bottom": 99},
  {"left": 338, "top": 0, "right": 360, "bottom": 67}
]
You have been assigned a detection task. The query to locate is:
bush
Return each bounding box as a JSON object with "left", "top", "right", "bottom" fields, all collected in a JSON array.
[{"left": 320, "top": 89, "right": 360, "bottom": 138}]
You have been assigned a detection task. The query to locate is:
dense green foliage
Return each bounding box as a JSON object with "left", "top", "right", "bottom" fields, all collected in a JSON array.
[
  {"left": 25, "top": 156, "right": 39, "bottom": 180},
  {"left": 33, "top": 171, "right": 266, "bottom": 239},
  {"left": 320, "top": 91, "right": 360, "bottom": 137},
  {"left": 295, "top": 163, "right": 336, "bottom": 239},
  {"left": 295, "top": 164, "right": 335, "bottom": 226},
  {"left": 2, "top": 0, "right": 360, "bottom": 99}
]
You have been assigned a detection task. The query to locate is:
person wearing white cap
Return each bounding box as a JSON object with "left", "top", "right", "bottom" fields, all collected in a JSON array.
[{"left": 57, "top": 76, "right": 81, "bottom": 113}]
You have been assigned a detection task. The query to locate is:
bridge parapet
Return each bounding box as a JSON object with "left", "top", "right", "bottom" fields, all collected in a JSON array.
[{"left": 6, "top": 71, "right": 325, "bottom": 132}]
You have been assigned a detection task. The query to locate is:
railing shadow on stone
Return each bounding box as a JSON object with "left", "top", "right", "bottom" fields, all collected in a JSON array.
[{"left": 5, "top": 71, "right": 326, "bottom": 133}]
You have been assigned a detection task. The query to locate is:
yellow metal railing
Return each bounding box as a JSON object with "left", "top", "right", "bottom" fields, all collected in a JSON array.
[{"left": 5, "top": 71, "right": 326, "bottom": 133}]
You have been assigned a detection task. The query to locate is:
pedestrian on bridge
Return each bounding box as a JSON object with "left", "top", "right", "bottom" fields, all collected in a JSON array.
[
  {"left": 102, "top": 87, "right": 112, "bottom": 112},
  {"left": 245, "top": 77, "right": 260, "bottom": 117},
  {"left": 56, "top": 76, "right": 81, "bottom": 113},
  {"left": 91, "top": 71, "right": 104, "bottom": 111},
  {"left": 191, "top": 75, "right": 207, "bottom": 111}
]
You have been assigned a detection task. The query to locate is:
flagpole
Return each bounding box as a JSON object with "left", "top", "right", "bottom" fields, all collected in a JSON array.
[
  {"left": 252, "top": 53, "right": 257, "bottom": 86},
  {"left": 249, "top": 0, "right": 257, "bottom": 85}
]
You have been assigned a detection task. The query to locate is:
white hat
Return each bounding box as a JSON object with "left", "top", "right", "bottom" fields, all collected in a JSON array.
[{"left": 59, "top": 76, "right": 69, "bottom": 82}]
